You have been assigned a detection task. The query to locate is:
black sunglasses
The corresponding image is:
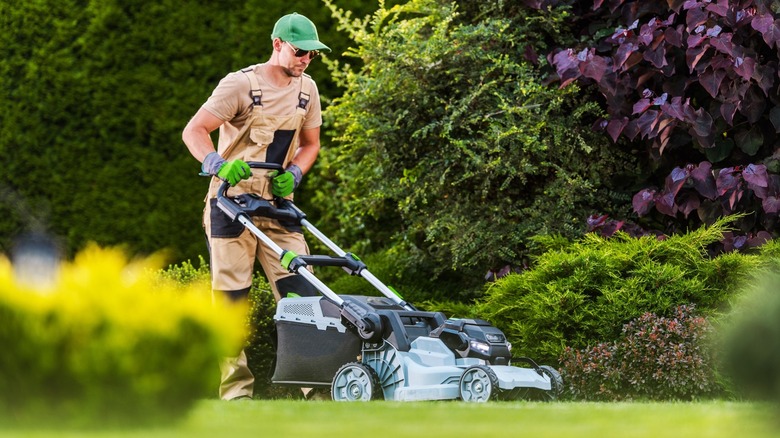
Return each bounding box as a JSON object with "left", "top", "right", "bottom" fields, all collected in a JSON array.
[{"left": 285, "top": 41, "right": 319, "bottom": 59}]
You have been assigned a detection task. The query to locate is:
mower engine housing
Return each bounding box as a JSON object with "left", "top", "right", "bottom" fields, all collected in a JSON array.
[{"left": 431, "top": 318, "right": 512, "bottom": 365}]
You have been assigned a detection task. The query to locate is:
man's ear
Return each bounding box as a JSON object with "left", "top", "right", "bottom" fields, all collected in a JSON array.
[{"left": 272, "top": 38, "right": 284, "bottom": 52}]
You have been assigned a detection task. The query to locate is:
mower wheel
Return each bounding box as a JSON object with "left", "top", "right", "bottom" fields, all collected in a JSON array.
[
  {"left": 538, "top": 365, "right": 563, "bottom": 401},
  {"left": 459, "top": 365, "right": 499, "bottom": 402},
  {"left": 331, "top": 362, "right": 381, "bottom": 401}
]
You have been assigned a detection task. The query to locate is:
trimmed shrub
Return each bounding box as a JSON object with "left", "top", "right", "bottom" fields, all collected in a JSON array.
[
  {"left": 470, "top": 217, "right": 775, "bottom": 364},
  {"left": 0, "top": 246, "right": 245, "bottom": 428},
  {"left": 720, "top": 261, "right": 780, "bottom": 404},
  {"left": 560, "top": 305, "right": 721, "bottom": 401},
  {"left": 159, "top": 257, "right": 295, "bottom": 399},
  {"left": 158, "top": 256, "right": 212, "bottom": 287}
]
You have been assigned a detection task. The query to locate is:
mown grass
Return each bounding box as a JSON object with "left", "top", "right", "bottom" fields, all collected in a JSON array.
[{"left": 1, "top": 400, "right": 777, "bottom": 438}]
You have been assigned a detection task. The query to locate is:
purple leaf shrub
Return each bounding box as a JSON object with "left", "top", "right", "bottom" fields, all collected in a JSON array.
[{"left": 538, "top": 0, "right": 780, "bottom": 241}]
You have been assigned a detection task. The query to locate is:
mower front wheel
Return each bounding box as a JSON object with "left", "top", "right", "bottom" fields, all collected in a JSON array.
[
  {"left": 538, "top": 365, "right": 563, "bottom": 401},
  {"left": 459, "top": 365, "right": 499, "bottom": 402},
  {"left": 331, "top": 362, "right": 381, "bottom": 401}
]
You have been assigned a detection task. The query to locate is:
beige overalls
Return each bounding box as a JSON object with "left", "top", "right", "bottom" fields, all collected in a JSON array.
[{"left": 204, "top": 66, "right": 316, "bottom": 400}]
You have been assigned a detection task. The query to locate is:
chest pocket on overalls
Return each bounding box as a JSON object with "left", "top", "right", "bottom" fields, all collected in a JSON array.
[{"left": 249, "top": 128, "right": 296, "bottom": 166}]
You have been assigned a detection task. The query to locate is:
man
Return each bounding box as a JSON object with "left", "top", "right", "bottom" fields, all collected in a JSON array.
[{"left": 182, "top": 12, "right": 330, "bottom": 401}]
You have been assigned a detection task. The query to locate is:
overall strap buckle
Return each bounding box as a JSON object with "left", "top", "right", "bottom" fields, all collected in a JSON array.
[
  {"left": 241, "top": 66, "right": 263, "bottom": 107},
  {"left": 251, "top": 89, "right": 263, "bottom": 107},
  {"left": 297, "top": 73, "right": 314, "bottom": 111},
  {"left": 297, "top": 91, "right": 310, "bottom": 110}
]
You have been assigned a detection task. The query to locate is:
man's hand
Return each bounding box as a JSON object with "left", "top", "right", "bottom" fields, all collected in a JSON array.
[
  {"left": 271, "top": 164, "right": 303, "bottom": 197},
  {"left": 202, "top": 152, "right": 251, "bottom": 186},
  {"left": 217, "top": 160, "right": 252, "bottom": 186}
]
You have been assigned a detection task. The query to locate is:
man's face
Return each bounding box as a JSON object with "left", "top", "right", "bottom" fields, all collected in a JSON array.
[{"left": 278, "top": 40, "right": 318, "bottom": 78}]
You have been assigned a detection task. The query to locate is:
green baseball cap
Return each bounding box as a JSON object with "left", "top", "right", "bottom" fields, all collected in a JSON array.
[{"left": 271, "top": 13, "right": 331, "bottom": 52}]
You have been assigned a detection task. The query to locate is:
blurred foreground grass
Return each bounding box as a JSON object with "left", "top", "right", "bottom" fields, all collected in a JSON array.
[{"left": 1, "top": 400, "right": 777, "bottom": 438}]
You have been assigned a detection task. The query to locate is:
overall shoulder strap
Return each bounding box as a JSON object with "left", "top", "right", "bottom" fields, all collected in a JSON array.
[
  {"left": 215, "top": 66, "right": 262, "bottom": 162},
  {"left": 296, "top": 73, "right": 314, "bottom": 113},
  {"left": 240, "top": 65, "right": 263, "bottom": 107}
]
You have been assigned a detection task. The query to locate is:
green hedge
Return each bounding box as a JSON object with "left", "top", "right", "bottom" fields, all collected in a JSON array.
[
  {"left": 0, "top": 246, "right": 244, "bottom": 428},
  {"left": 0, "top": 0, "right": 393, "bottom": 264},
  {"left": 444, "top": 218, "right": 780, "bottom": 365},
  {"left": 311, "top": 0, "right": 637, "bottom": 297}
]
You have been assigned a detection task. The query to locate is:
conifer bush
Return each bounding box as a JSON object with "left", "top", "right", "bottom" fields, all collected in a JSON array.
[
  {"left": 470, "top": 218, "right": 776, "bottom": 365},
  {"left": 0, "top": 246, "right": 245, "bottom": 428}
]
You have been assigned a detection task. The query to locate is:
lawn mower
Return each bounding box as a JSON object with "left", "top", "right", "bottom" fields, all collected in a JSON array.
[{"left": 216, "top": 162, "right": 563, "bottom": 402}]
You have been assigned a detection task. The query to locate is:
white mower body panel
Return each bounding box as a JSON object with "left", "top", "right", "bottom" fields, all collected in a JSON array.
[{"left": 491, "top": 365, "right": 551, "bottom": 391}]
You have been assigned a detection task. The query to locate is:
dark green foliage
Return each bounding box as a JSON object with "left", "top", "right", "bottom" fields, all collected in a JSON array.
[
  {"left": 470, "top": 217, "right": 774, "bottom": 365},
  {"left": 159, "top": 256, "right": 211, "bottom": 285},
  {"left": 720, "top": 261, "right": 780, "bottom": 404},
  {"left": 322, "top": 243, "right": 478, "bottom": 303},
  {"left": 560, "top": 305, "right": 722, "bottom": 401},
  {"left": 312, "top": 0, "right": 637, "bottom": 295},
  {"left": 1, "top": 0, "right": 226, "bottom": 261},
  {"left": 0, "top": 0, "right": 388, "bottom": 265}
]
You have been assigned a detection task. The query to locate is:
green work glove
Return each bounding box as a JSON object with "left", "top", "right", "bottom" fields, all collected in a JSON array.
[
  {"left": 271, "top": 164, "right": 303, "bottom": 197},
  {"left": 217, "top": 160, "right": 252, "bottom": 186},
  {"left": 201, "top": 152, "right": 251, "bottom": 186}
]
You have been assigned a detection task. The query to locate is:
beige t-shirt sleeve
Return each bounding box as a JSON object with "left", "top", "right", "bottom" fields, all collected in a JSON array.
[{"left": 201, "top": 72, "right": 248, "bottom": 123}]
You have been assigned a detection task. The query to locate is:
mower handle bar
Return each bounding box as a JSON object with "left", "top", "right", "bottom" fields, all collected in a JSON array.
[
  {"left": 215, "top": 161, "right": 284, "bottom": 200},
  {"left": 215, "top": 162, "right": 304, "bottom": 224},
  {"left": 214, "top": 161, "right": 414, "bottom": 312}
]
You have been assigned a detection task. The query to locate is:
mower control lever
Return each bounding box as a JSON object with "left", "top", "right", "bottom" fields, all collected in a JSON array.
[{"left": 231, "top": 194, "right": 300, "bottom": 222}]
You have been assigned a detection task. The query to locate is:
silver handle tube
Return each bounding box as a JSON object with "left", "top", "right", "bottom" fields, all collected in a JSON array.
[
  {"left": 300, "top": 218, "right": 412, "bottom": 310},
  {"left": 301, "top": 218, "right": 347, "bottom": 256},
  {"left": 238, "top": 216, "right": 344, "bottom": 306}
]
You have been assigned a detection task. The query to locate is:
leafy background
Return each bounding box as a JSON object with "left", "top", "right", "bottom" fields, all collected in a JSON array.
[
  {"left": 4, "top": 0, "right": 779, "bottom": 299},
  {"left": 0, "top": 0, "right": 388, "bottom": 263},
  {"left": 3, "top": 0, "right": 780, "bottom": 405}
]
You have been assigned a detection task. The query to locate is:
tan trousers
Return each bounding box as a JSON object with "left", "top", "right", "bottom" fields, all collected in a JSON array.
[
  {"left": 219, "top": 350, "right": 254, "bottom": 400},
  {"left": 204, "top": 200, "right": 311, "bottom": 301},
  {"left": 206, "top": 200, "right": 313, "bottom": 400}
]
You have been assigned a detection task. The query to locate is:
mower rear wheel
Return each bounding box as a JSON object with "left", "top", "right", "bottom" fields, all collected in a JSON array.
[
  {"left": 459, "top": 365, "right": 499, "bottom": 402},
  {"left": 331, "top": 362, "right": 381, "bottom": 401}
]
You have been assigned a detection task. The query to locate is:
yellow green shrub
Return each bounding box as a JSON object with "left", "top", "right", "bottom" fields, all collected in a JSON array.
[{"left": 0, "top": 245, "right": 246, "bottom": 428}]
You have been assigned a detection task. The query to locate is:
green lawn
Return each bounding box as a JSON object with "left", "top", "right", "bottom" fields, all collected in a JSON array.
[{"left": 1, "top": 400, "right": 777, "bottom": 438}]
